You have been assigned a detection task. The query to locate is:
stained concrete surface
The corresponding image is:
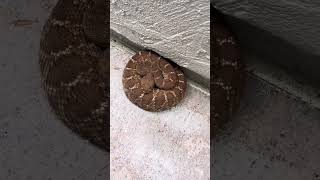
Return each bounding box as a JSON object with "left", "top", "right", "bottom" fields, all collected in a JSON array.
[
  {"left": 111, "top": 0, "right": 210, "bottom": 81},
  {"left": 110, "top": 40, "right": 210, "bottom": 180},
  {"left": 213, "top": 74, "right": 320, "bottom": 179},
  {"left": 0, "top": 0, "right": 107, "bottom": 179}
]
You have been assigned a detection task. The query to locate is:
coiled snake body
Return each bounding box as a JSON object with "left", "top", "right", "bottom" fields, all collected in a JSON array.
[
  {"left": 122, "top": 51, "right": 187, "bottom": 112},
  {"left": 39, "top": 0, "right": 109, "bottom": 150},
  {"left": 212, "top": 8, "right": 245, "bottom": 138}
]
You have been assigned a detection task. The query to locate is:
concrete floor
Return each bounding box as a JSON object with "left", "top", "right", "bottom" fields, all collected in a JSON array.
[
  {"left": 213, "top": 74, "right": 320, "bottom": 180},
  {"left": 110, "top": 40, "right": 210, "bottom": 180}
]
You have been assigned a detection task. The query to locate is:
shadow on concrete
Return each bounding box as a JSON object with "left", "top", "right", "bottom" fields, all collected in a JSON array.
[{"left": 225, "top": 14, "right": 320, "bottom": 89}]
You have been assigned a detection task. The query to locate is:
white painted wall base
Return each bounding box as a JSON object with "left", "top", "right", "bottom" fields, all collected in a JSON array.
[{"left": 111, "top": 0, "right": 210, "bottom": 80}]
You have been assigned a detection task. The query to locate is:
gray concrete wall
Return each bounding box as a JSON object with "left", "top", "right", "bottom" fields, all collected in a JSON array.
[
  {"left": 110, "top": 0, "right": 210, "bottom": 81},
  {"left": 212, "top": 0, "right": 320, "bottom": 85},
  {"left": 213, "top": 0, "right": 320, "bottom": 56}
]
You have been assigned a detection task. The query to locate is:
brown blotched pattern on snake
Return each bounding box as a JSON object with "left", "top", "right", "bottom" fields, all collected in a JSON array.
[
  {"left": 39, "top": 0, "right": 109, "bottom": 151},
  {"left": 122, "top": 51, "right": 187, "bottom": 112},
  {"left": 211, "top": 9, "right": 245, "bottom": 138}
]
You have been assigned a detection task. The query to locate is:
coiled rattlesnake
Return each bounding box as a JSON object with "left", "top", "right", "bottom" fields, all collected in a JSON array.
[
  {"left": 122, "top": 51, "right": 187, "bottom": 111},
  {"left": 39, "top": 0, "right": 109, "bottom": 150}
]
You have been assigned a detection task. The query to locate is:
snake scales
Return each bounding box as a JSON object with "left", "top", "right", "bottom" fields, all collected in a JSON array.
[
  {"left": 122, "top": 51, "right": 187, "bottom": 112},
  {"left": 39, "top": 0, "right": 109, "bottom": 151},
  {"left": 212, "top": 7, "right": 245, "bottom": 138}
]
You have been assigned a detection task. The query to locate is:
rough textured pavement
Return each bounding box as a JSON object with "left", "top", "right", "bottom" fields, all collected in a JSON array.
[
  {"left": 213, "top": 74, "right": 320, "bottom": 180},
  {"left": 110, "top": 40, "right": 210, "bottom": 180}
]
